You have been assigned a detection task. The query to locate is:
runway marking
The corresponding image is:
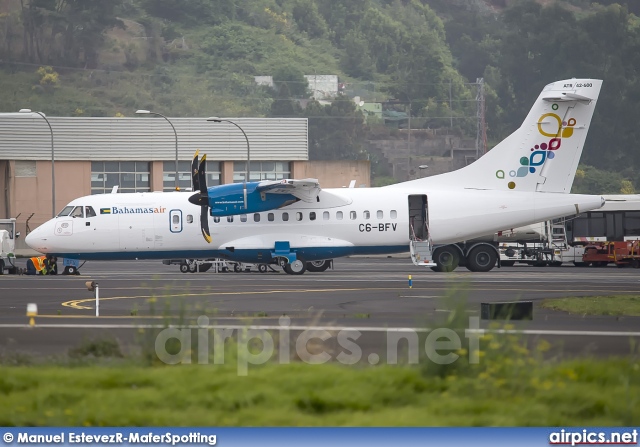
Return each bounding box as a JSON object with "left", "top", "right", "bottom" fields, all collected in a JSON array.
[
  {"left": 60, "top": 287, "right": 406, "bottom": 310},
  {"left": 59, "top": 286, "right": 640, "bottom": 310},
  {"left": 1, "top": 323, "right": 639, "bottom": 337}
]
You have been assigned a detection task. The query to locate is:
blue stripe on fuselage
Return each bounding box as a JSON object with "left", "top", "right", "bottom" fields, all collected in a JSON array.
[{"left": 50, "top": 245, "right": 408, "bottom": 262}]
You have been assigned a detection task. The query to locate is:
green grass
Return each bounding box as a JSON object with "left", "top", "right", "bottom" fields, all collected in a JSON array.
[
  {"left": 0, "top": 358, "right": 638, "bottom": 426},
  {"left": 541, "top": 295, "right": 640, "bottom": 316}
]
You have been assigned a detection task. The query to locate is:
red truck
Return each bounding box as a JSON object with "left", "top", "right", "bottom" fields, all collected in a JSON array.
[{"left": 582, "top": 240, "right": 640, "bottom": 268}]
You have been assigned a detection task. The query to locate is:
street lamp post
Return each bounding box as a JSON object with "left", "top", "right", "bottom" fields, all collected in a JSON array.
[
  {"left": 207, "top": 117, "right": 250, "bottom": 208},
  {"left": 136, "top": 110, "right": 179, "bottom": 190},
  {"left": 19, "top": 109, "right": 55, "bottom": 217}
]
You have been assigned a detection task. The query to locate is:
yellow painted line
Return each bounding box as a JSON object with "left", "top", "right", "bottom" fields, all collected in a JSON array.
[
  {"left": 60, "top": 286, "right": 640, "bottom": 310},
  {"left": 61, "top": 287, "right": 405, "bottom": 310}
]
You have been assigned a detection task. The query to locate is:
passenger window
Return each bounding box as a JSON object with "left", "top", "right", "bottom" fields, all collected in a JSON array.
[
  {"left": 390, "top": 210, "right": 397, "bottom": 219},
  {"left": 310, "top": 212, "right": 316, "bottom": 221},
  {"left": 350, "top": 211, "right": 357, "bottom": 220},
  {"left": 268, "top": 213, "right": 274, "bottom": 222},
  {"left": 214, "top": 216, "right": 220, "bottom": 223},
  {"left": 336, "top": 211, "right": 343, "bottom": 220},
  {"left": 85, "top": 206, "right": 97, "bottom": 218},
  {"left": 377, "top": 210, "right": 383, "bottom": 219},
  {"left": 186, "top": 214, "right": 193, "bottom": 224},
  {"left": 364, "top": 210, "right": 370, "bottom": 220},
  {"left": 296, "top": 212, "right": 303, "bottom": 221},
  {"left": 71, "top": 206, "right": 84, "bottom": 218},
  {"left": 240, "top": 214, "right": 247, "bottom": 222},
  {"left": 323, "top": 211, "right": 329, "bottom": 220},
  {"left": 227, "top": 216, "right": 234, "bottom": 223},
  {"left": 254, "top": 213, "right": 260, "bottom": 222},
  {"left": 282, "top": 212, "right": 289, "bottom": 221}
]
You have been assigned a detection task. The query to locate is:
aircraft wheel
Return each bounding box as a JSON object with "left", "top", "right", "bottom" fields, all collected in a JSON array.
[
  {"left": 465, "top": 246, "right": 497, "bottom": 272},
  {"left": 258, "top": 264, "right": 268, "bottom": 273},
  {"left": 284, "top": 259, "right": 306, "bottom": 275},
  {"left": 233, "top": 263, "right": 242, "bottom": 273},
  {"left": 306, "top": 260, "right": 331, "bottom": 272},
  {"left": 189, "top": 263, "right": 197, "bottom": 273},
  {"left": 179, "top": 263, "right": 189, "bottom": 273},
  {"left": 432, "top": 246, "right": 459, "bottom": 272},
  {"left": 64, "top": 265, "right": 78, "bottom": 275}
]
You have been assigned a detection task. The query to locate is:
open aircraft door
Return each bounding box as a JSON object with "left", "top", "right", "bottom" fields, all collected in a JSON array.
[{"left": 408, "top": 194, "right": 435, "bottom": 266}]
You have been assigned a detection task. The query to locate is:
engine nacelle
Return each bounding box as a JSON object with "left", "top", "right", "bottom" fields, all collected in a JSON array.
[{"left": 207, "top": 182, "right": 297, "bottom": 217}]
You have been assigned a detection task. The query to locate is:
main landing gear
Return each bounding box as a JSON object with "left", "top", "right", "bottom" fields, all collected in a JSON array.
[{"left": 278, "top": 258, "right": 332, "bottom": 275}]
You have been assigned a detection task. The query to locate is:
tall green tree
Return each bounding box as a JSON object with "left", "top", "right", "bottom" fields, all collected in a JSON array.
[
  {"left": 305, "top": 96, "right": 366, "bottom": 160},
  {"left": 272, "top": 65, "right": 309, "bottom": 98}
]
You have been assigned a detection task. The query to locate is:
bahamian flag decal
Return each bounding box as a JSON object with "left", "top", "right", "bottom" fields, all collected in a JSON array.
[{"left": 100, "top": 208, "right": 111, "bottom": 214}]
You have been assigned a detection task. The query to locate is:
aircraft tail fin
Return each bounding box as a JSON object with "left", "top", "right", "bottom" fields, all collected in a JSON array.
[{"left": 393, "top": 79, "right": 602, "bottom": 193}]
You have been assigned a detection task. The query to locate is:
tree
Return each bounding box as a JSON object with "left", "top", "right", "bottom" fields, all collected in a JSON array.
[
  {"left": 272, "top": 65, "right": 309, "bottom": 98},
  {"left": 341, "top": 29, "right": 374, "bottom": 79},
  {"left": 305, "top": 96, "right": 366, "bottom": 160},
  {"left": 269, "top": 83, "right": 300, "bottom": 118},
  {"left": 291, "top": 0, "right": 327, "bottom": 38}
]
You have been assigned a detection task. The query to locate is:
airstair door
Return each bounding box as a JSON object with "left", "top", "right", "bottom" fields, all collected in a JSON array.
[{"left": 408, "top": 194, "right": 435, "bottom": 266}]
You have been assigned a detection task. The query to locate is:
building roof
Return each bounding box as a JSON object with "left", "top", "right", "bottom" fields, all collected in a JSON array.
[{"left": 0, "top": 116, "right": 308, "bottom": 161}]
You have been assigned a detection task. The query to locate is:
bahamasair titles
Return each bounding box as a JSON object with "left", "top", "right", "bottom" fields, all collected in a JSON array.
[{"left": 26, "top": 78, "right": 606, "bottom": 274}]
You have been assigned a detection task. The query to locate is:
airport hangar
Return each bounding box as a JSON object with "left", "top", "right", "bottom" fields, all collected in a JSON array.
[{"left": 0, "top": 114, "right": 370, "bottom": 247}]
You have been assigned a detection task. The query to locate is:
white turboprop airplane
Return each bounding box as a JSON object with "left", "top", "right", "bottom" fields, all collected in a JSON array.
[{"left": 26, "top": 78, "right": 606, "bottom": 274}]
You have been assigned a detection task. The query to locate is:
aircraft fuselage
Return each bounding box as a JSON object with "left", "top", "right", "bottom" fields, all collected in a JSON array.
[{"left": 25, "top": 186, "right": 604, "bottom": 263}]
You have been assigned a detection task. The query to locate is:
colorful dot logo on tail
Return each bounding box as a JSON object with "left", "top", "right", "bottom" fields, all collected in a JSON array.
[{"left": 496, "top": 108, "right": 577, "bottom": 189}]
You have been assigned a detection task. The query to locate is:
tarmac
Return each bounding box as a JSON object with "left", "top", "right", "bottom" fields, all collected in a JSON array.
[{"left": 1, "top": 257, "right": 639, "bottom": 362}]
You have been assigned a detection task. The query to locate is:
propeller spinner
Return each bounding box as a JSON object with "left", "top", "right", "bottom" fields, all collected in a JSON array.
[{"left": 188, "top": 151, "right": 212, "bottom": 243}]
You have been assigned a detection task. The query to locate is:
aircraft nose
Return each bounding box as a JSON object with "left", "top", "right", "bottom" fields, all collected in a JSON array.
[
  {"left": 24, "top": 229, "right": 36, "bottom": 248},
  {"left": 25, "top": 223, "right": 49, "bottom": 253},
  {"left": 24, "top": 228, "right": 40, "bottom": 250}
]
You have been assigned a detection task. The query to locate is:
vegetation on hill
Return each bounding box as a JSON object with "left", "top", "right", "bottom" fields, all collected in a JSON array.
[{"left": 0, "top": 0, "right": 639, "bottom": 192}]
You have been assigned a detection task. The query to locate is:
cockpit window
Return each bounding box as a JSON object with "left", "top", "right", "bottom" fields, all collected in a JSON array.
[
  {"left": 57, "top": 206, "right": 74, "bottom": 217},
  {"left": 85, "top": 206, "right": 97, "bottom": 218},
  {"left": 71, "top": 206, "right": 84, "bottom": 218}
]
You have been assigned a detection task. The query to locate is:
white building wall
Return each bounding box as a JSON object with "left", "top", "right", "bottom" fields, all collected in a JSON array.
[{"left": 305, "top": 75, "right": 338, "bottom": 100}]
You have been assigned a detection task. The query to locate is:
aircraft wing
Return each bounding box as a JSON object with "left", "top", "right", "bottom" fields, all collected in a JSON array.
[{"left": 256, "top": 178, "right": 321, "bottom": 203}]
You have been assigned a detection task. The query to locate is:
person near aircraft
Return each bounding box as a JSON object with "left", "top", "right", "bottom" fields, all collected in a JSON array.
[
  {"left": 26, "top": 255, "right": 47, "bottom": 275},
  {"left": 44, "top": 255, "right": 58, "bottom": 275},
  {"left": 25, "top": 254, "right": 57, "bottom": 275}
]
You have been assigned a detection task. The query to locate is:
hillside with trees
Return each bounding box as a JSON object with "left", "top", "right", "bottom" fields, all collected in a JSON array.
[{"left": 0, "top": 0, "right": 638, "bottom": 193}]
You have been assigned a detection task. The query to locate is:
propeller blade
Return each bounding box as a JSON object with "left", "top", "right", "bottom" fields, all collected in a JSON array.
[
  {"left": 191, "top": 150, "right": 200, "bottom": 192},
  {"left": 198, "top": 154, "right": 207, "bottom": 195},
  {"left": 191, "top": 152, "right": 210, "bottom": 243},
  {"left": 200, "top": 206, "right": 212, "bottom": 243}
]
